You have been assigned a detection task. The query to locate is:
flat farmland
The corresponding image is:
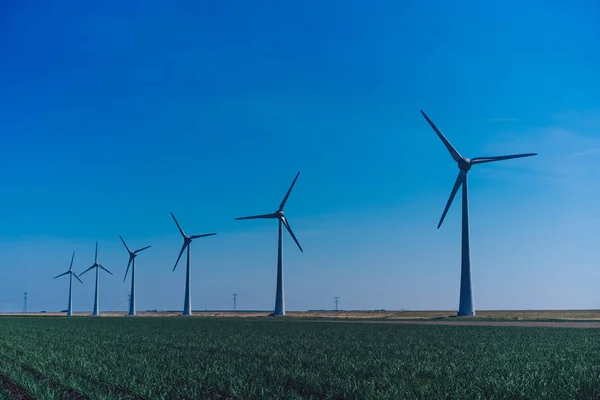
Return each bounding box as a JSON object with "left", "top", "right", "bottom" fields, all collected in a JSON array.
[
  {"left": 0, "top": 318, "right": 599, "bottom": 399},
  {"left": 6, "top": 309, "right": 600, "bottom": 320}
]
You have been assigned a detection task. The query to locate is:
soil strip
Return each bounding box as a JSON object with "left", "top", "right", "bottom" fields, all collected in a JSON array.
[
  {"left": 304, "top": 319, "right": 600, "bottom": 328},
  {"left": 0, "top": 373, "right": 34, "bottom": 400}
]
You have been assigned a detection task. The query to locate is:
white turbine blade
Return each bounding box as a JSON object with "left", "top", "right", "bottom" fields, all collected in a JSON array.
[
  {"left": 133, "top": 245, "right": 151, "bottom": 254},
  {"left": 471, "top": 153, "right": 538, "bottom": 164},
  {"left": 95, "top": 241, "right": 98, "bottom": 263},
  {"left": 235, "top": 213, "right": 276, "bottom": 220},
  {"left": 281, "top": 216, "right": 303, "bottom": 253},
  {"left": 99, "top": 264, "right": 113, "bottom": 275},
  {"left": 73, "top": 272, "right": 84, "bottom": 284},
  {"left": 53, "top": 271, "right": 69, "bottom": 279},
  {"left": 279, "top": 171, "right": 300, "bottom": 210},
  {"left": 69, "top": 251, "right": 75, "bottom": 271},
  {"left": 119, "top": 235, "right": 132, "bottom": 254},
  {"left": 420, "top": 110, "right": 462, "bottom": 162},
  {"left": 438, "top": 170, "right": 466, "bottom": 229},
  {"left": 79, "top": 265, "right": 95, "bottom": 277},
  {"left": 190, "top": 233, "right": 216, "bottom": 239},
  {"left": 123, "top": 257, "right": 133, "bottom": 282},
  {"left": 173, "top": 242, "right": 188, "bottom": 271},
  {"left": 171, "top": 212, "right": 187, "bottom": 237}
]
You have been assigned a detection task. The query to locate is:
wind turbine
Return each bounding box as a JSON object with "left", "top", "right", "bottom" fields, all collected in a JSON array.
[
  {"left": 235, "top": 171, "right": 303, "bottom": 316},
  {"left": 53, "top": 251, "right": 83, "bottom": 316},
  {"left": 79, "top": 241, "right": 113, "bottom": 316},
  {"left": 171, "top": 212, "right": 216, "bottom": 316},
  {"left": 421, "top": 110, "right": 537, "bottom": 316},
  {"left": 119, "top": 235, "right": 151, "bottom": 316}
]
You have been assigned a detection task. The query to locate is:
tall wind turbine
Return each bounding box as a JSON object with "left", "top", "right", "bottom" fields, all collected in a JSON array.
[
  {"left": 80, "top": 241, "right": 113, "bottom": 316},
  {"left": 53, "top": 251, "right": 83, "bottom": 316},
  {"left": 421, "top": 110, "right": 537, "bottom": 316},
  {"left": 171, "top": 212, "right": 216, "bottom": 316},
  {"left": 119, "top": 235, "right": 151, "bottom": 316},
  {"left": 236, "top": 171, "right": 303, "bottom": 316}
]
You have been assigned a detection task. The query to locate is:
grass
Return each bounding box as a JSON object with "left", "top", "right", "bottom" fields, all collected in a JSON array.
[{"left": 0, "top": 317, "right": 599, "bottom": 399}]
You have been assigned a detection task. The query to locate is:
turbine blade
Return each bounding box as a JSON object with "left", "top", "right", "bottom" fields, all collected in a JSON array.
[
  {"left": 99, "top": 264, "right": 113, "bottom": 275},
  {"left": 73, "top": 272, "right": 84, "bottom": 284},
  {"left": 79, "top": 265, "right": 95, "bottom": 277},
  {"left": 53, "top": 271, "right": 69, "bottom": 279},
  {"left": 173, "top": 242, "right": 188, "bottom": 271},
  {"left": 190, "top": 233, "right": 217, "bottom": 239},
  {"left": 133, "top": 245, "right": 151, "bottom": 254},
  {"left": 171, "top": 212, "right": 187, "bottom": 237},
  {"left": 235, "top": 213, "right": 276, "bottom": 220},
  {"left": 471, "top": 153, "right": 538, "bottom": 164},
  {"left": 420, "top": 110, "right": 462, "bottom": 162},
  {"left": 95, "top": 241, "right": 98, "bottom": 263},
  {"left": 281, "top": 217, "right": 303, "bottom": 253},
  {"left": 123, "top": 257, "right": 133, "bottom": 282},
  {"left": 437, "top": 170, "right": 465, "bottom": 229},
  {"left": 119, "top": 235, "right": 132, "bottom": 254},
  {"left": 279, "top": 171, "right": 300, "bottom": 210},
  {"left": 69, "top": 251, "right": 75, "bottom": 271}
]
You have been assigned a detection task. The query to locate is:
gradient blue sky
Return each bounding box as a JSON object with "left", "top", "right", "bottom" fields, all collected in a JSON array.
[{"left": 1, "top": 1, "right": 599, "bottom": 312}]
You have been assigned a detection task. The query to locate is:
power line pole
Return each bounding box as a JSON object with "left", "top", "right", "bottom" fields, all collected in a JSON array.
[
  {"left": 334, "top": 296, "right": 339, "bottom": 312},
  {"left": 23, "top": 292, "right": 28, "bottom": 313},
  {"left": 233, "top": 293, "right": 237, "bottom": 311}
]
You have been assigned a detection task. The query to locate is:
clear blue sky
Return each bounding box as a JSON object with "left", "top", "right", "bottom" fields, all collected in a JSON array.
[{"left": 1, "top": 1, "right": 599, "bottom": 312}]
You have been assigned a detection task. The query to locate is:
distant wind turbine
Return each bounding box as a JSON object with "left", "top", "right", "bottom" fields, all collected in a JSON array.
[
  {"left": 53, "top": 251, "right": 83, "bottom": 316},
  {"left": 171, "top": 212, "right": 217, "bottom": 316},
  {"left": 421, "top": 110, "right": 537, "bottom": 316},
  {"left": 80, "top": 241, "right": 113, "bottom": 316},
  {"left": 119, "top": 235, "right": 151, "bottom": 316},
  {"left": 236, "top": 171, "right": 303, "bottom": 316}
]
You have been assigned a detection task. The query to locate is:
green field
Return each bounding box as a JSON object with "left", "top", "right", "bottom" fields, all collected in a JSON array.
[{"left": 0, "top": 317, "right": 599, "bottom": 399}]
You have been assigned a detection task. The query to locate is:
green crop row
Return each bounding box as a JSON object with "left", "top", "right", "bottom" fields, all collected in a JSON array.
[{"left": 0, "top": 317, "right": 599, "bottom": 399}]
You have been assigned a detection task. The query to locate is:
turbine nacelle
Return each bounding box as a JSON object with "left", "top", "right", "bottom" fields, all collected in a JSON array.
[
  {"left": 53, "top": 251, "right": 84, "bottom": 284},
  {"left": 170, "top": 212, "right": 216, "bottom": 272},
  {"left": 79, "top": 242, "right": 113, "bottom": 278},
  {"left": 235, "top": 171, "right": 304, "bottom": 253},
  {"left": 458, "top": 158, "right": 472, "bottom": 172},
  {"left": 119, "top": 235, "right": 151, "bottom": 283},
  {"left": 420, "top": 109, "right": 538, "bottom": 231}
]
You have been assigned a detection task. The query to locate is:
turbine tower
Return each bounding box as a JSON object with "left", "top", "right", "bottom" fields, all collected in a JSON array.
[
  {"left": 53, "top": 251, "right": 83, "bottom": 316},
  {"left": 236, "top": 171, "right": 303, "bottom": 317},
  {"left": 80, "top": 242, "right": 113, "bottom": 316},
  {"left": 171, "top": 212, "right": 217, "bottom": 316},
  {"left": 421, "top": 110, "right": 537, "bottom": 316},
  {"left": 233, "top": 293, "right": 237, "bottom": 311},
  {"left": 119, "top": 235, "right": 151, "bottom": 316}
]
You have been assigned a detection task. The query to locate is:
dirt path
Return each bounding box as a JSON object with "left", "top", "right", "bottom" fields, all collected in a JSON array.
[
  {"left": 308, "top": 319, "right": 600, "bottom": 328},
  {"left": 0, "top": 374, "right": 33, "bottom": 400}
]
